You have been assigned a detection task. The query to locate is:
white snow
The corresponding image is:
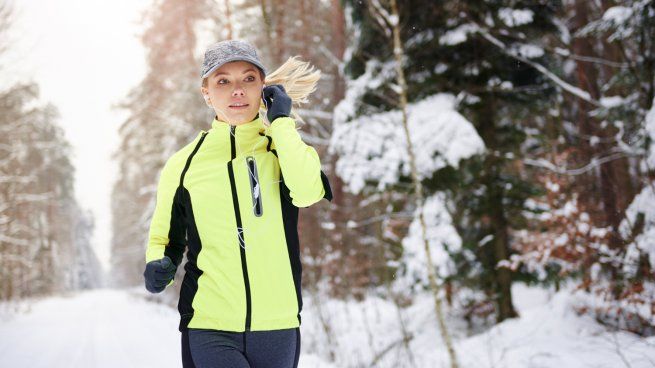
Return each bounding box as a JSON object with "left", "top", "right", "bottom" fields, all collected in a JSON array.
[
  {"left": 439, "top": 23, "right": 479, "bottom": 46},
  {"left": 498, "top": 8, "right": 535, "bottom": 27},
  {"left": 577, "top": 4, "right": 637, "bottom": 41},
  {"left": 603, "top": 6, "right": 633, "bottom": 25},
  {"left": 434, "top": 62, "right": 448, "bottom": 74},
  {"left": 618, "top": 98, "right": 655, "bottom": 279},
  {"left": 399, "top": 193, "right": 461, "bottom": 291},
  {"left": 513, "top": 43, "right": 545, "bottom": 58},
  {"left": 330, "top": 93, "right": 485, "bottom": 194},
  {"left": 406, "top": 29, "right": 435, "bottom": 49},
  {"left": 571, "top": 280, "right": 655, "bottom": 336},
  {"left": 620, "top": 182, "right": 655, "bottom": 270},
  {"left": 0, "top": 288, "right": 334, "bottom": 368},
  {"left": 388, "top": 14, "right": 399, "bottom": 27},
  {"left": 331, "top": 59, "right": 396, "bottom": 130},
  {"left": 600, "top": 95, "right": 625, "bottom": 108},
  {"left": 2, "top": 284, "right": 655, "bottom": 367},
  {"left": 0, "top": 289, "right": 181, "bottom": 368},
  {"left": 300, "top": 282, "right": 655, "bottom": 367}
]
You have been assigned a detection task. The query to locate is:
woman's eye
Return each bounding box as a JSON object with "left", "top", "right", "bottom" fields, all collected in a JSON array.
[
  {"left": 218, "top": 79, "right": 229, "bottom": 85},
  {"left": 245, "top": 76, "right": 255, "bottom": 82}
]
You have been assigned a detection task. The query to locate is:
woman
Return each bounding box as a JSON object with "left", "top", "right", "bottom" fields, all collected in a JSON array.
[{"left": 143, "top": 39, "right": 332, "bottom": 368}]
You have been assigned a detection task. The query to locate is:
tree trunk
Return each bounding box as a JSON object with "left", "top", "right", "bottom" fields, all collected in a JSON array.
[
  {"left": 223, "top": 0, "right": 233, "bottom": 39},
  {"left": 478, "top": 99, "right": 519, "bottom": 322},
  {"left": 258, "top": 0, "right": 274, "bottom": 58},
  {"left": 331, "top": 0, "right": 345, "bottom": 105},
  {"left": 273, "top": 0, "right": 286, "bottom": 64},
  {"left": 571, "top": 0, "right": 635, "bottom": 248},
  {"left": 389, "top": 1, "right": 458, "bottom": 367}
]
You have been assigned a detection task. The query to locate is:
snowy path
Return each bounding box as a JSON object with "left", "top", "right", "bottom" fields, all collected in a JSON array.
[
  {"left": 0, "top": 289, "right": 183, "bottom": 367},
  {"left": 0, "top": 289, "right": 334, "bottom": 368},
  {"left": 2, "top": 286, "right": 655, "bottom": 367}
]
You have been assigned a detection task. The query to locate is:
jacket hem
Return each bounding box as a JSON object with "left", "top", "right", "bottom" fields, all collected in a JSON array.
[{"left": 179, "top": 313, "right": 300, "bottom": 332}]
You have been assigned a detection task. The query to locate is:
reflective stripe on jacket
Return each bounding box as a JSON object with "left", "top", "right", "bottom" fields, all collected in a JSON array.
[{"left": 145, "top": 114, "right": 333, "bottom": 332}]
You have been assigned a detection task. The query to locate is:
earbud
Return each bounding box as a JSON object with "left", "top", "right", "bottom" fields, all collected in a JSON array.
[
  {"left": 203, "top": 94, "right": 212, "bottom": 107},
  {"left": 261, "top": 86, "right": 268, "bottom": 110}
]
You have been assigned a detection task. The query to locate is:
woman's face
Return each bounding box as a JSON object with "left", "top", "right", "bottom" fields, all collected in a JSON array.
[{"left": 201, "top": 60, "right": 264, "bottom": 125}]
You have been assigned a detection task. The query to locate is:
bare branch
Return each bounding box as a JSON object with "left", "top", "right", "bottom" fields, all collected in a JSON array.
[
  {"left": 366, "top": 0, "right": 392, "bottom": 38},
  {"left": 317, "top": 44, "right": 344, "bottom": 74},
  {"left": 369, "top": 333, "right": 415, "bottom": 367},
  {"left": 0, "top": 233, "right": 31, "bottom": 247},
  {"left": 0, "top": 175, "right": 36, "bottom": 184},
  {"left": 552, "top": 47, "right": 629, "bottom": 68},
  {"left": 523, "top": 151, "right": 633, "bottom": 176},
  {"left": 474, "top": 26, "right": 603, "bottom": 107}
]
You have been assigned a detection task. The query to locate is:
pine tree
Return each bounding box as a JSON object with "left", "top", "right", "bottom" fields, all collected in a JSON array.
[
  {"left": 0, "top": 83, "right": 100, "bottom": 298},
  {"left": 335, "top": 0, "right": 566, "bottom": 327}
]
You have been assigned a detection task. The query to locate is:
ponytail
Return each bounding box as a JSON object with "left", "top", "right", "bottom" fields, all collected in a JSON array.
[{"left": 261, "top": 56, "right": 321, "bottom": 125}]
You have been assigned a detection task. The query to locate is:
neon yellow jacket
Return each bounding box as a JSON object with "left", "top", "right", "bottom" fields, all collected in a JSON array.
[{"left": 145, "top": 114, "right": 332, "bottom": 332}]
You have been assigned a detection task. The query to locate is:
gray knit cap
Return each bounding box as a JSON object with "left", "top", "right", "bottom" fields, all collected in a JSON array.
[{"left": 200, "top": 40, "right": 267, "bottom": 80}]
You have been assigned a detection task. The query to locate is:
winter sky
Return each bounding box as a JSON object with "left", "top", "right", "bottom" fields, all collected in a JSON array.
[{"left": 7, "top": 0, "right": 152, "bottom": 272}]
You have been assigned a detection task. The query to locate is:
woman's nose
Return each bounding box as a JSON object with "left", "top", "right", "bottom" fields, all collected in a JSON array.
[{"left": 232, "top": 87, "right": 245, "bottom": 97}]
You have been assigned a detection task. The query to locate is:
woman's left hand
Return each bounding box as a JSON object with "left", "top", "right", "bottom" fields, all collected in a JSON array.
[{"left": 262, "top": 84, "right": 292, "bottom": 124}]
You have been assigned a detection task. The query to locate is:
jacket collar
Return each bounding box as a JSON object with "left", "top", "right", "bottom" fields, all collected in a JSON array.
[
  {"left": 210, "top": 113, "right": 264, "bottom": 134},
  {"left": 208, "top": 113, "right": 268, "bottom": 157}
]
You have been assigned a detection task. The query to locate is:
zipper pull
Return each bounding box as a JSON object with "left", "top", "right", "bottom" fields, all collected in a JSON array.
[{"left": 253, "top": 182, "right": 260, "bottom": 199}]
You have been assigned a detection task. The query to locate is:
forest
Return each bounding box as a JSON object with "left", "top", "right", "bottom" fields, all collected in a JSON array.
[{"left": 1, "top": 1, "right": 654, "bottom": 367}]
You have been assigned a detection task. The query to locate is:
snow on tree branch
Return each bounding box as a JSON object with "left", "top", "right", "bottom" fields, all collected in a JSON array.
[
  {"left": 329, "top": 93, "right": 485, "bottom": 194},
  {"left": 473, "top": 25, "right": 604, "bottom": 107},
  {"left": 396, "top": 192, "right": 461, "bottom": 292}
]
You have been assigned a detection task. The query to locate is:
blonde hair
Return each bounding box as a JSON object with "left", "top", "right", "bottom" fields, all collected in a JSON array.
[{"left": 261, "top": 56, "right": 321, "bottom": 125}]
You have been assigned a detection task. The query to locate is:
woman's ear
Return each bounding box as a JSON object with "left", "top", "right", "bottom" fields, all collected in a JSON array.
[{"left": 201, "top": 92, "right": 211, "bottom": 107}]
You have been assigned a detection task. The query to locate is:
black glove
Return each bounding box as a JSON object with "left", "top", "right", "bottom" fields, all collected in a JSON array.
[
  {"left": 262, "top": 84, "right": 292, "bottom": 124},
  {"left": 143, "top": 256, "right": 177, "bottom": 293}
]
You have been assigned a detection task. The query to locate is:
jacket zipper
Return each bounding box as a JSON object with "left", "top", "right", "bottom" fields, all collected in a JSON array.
[{"left": 226, "top": 124, "right": 252, "bottom": 331}]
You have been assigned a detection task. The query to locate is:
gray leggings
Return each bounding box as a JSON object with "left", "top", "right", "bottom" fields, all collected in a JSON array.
[{"left": 181, "top": 327, "right": 300, "bottom": 368}]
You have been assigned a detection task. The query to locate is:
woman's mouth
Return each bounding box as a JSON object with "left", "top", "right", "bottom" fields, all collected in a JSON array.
[{"left": 229, "top": 103, "right": 249, "bottom": 110}]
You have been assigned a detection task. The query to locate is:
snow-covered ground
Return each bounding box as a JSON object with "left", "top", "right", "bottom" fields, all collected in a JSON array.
[
  {"left": 0, "top": 289, "right": 182, "bottom": 368},
  {"left": 300, "top": 282, "right": 655, "bottom": 367},
  {"left": 0, "top": 288, "right": 334, "bottom": 368},
  {"left": 1, "top": 283, "right": 653, "bottom": 367}
]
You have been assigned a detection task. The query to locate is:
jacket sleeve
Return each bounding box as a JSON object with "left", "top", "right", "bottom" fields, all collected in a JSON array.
[
  {"left": 268, "top": 116, "right": 333, "bottom": 207},
  {"left": 145, "top": 155, "right": 187, "bottom": 272}
]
